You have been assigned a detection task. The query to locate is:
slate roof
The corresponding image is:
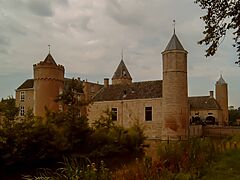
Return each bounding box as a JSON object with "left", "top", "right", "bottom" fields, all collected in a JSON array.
[
  {"left": 189, "top": 96, "right": 221, "bottom": 110},
  {"left": 17, "top": 79, "right": 34, "bottom": 90},
  {"left": 93, "top": 80, "right": 162, "bottom": 101},
  {"left": 42, "top": 53, "right": 57, "bottom": 66},
  {"left": 165, "top": 33, "right": 185, "bottom": 51},
  {"left": 112, "top": 60, "right": 132, "bottom": 80},
  {"left": 17, "top": 78, "right": 81, "bottom": 90},
  {"left": 16, "top": 77, "right": 221, "bottom": 111}
]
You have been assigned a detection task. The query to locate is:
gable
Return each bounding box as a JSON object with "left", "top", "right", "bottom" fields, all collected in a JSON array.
[{"left": 189, "top": 96, "right": 221, "bottom": 110}]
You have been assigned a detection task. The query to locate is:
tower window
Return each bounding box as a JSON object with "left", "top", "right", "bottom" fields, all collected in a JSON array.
[
  {"left": 122, "top": 70, "right": 126, "bottom": 77},
  {"left": 20, "top": 106, "right": 25, "bottom": 116},
  {"left": 20, "top": 91, "right": 25, "bottom": 102},
  {"left": 111, "top": 108, "right": 118, "bottom": 121},
  {"left": 145, "top": 106, "right": 152, "bottom": 121}
]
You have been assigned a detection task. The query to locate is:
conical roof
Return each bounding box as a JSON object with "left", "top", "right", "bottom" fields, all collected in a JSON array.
[
  {"left": 216, "top": 75, "right": 227, "bottom": 85},
  {"left": 165, "top": 33, "right": 185, "bottom": 51},
  {"left": 43, "top": 53, "right": 57, "bottom": 66},
  {"left": 112, "top": 60, "right": 132, "bottom": 80}
]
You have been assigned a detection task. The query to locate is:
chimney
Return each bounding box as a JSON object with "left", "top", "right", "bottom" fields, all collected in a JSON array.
[
  {"left": 209, "top": 91, "right": 214, "bottom": 98},
  {"left": 104, "top": 78, "right": 109, "bottom": 88}
]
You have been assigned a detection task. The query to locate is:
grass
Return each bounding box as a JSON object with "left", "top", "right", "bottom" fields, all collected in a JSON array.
[
  {"left": 201, "top": 149, "right": 240, "bottom": 180},
  {"left": 22, "top": 137, "right": 240, "bottom": 180}
]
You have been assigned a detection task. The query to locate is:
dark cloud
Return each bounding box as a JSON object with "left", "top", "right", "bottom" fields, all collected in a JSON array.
[
  {"left": 27, "top": 1, "right": 54, "bottom": 17},
  {"left": 70, "top": 16, "right": 93, "bottom": 32},
  {"left": 105, "top": 0, "right": 145, "bottom": 27},
  {"left": 57, "top": 0, "right": 69, "bottom": 6}
]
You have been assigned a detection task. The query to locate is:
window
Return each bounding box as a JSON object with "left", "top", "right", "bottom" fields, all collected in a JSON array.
[
  {"left": 20, "top": 91, "right": 25, "bottom": 102},
  {"left": 20, "top": 106, "right": 25, "bottom": 116},
  {"left": 90, "top": 86, "right": 95, "bottom": 93},
  {"left": 122, "top": 70, "right": 126, "bottom": 77},
  {"left": 111, "top": 108, "right": 118, "bottom": 121},
  {"left": 145, "top": 106, "right": 152, "bottom": 121}
]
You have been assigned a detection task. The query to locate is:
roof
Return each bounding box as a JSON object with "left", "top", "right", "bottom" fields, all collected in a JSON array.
[
  {"left": 16, "top": 78, "right": 102, "bottom": 91},
  {"left": 17, "top": 79, "right": 34, "bottom": 90},
  {"left": 165, "top": 33, "right": 185, "bottom": 51},
  {"left": 216, "top": 75, "right": 227, "bottom": 85},
  {"left": 42, "top": 53, "right": 57, "bottom": 66},
  {"left": 93, "top": 80, "right": 162, "bottom": 101},
  {"left": 112, "top": 60, "right": 132, "bottom": 80},
  {"left": 189, "top": 96, "right": 221, "bottom": 110}
]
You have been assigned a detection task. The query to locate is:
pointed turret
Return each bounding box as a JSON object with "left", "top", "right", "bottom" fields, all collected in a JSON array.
[
  {"left": 43, "top": 53, "right": 57, "bottom": 66},
  {"left": 33, "top": 52, "right": 64, "bottom": 117},
  {"left": 215, "top": 74, "right": 228, "bottom": 125},
  {"left": 216, "top": 74, "right": 227, "bottom": 85},
  {"left": 165, "top": 33, "right": 185, "bottom": 51},
  {"left": 161, "top": 30, "right": 189, "bottom": 140},
  {"left": 112, "top": 57, "right": 132, "bottom": 85}
]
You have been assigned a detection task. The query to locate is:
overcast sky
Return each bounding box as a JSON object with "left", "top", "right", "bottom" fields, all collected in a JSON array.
[{"left": 0, "top": 0, "right": 239, "bottom": 107}]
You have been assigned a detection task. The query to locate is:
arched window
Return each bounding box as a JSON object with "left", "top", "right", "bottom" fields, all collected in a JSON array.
[
  {"left": 205, "top": 116, "right": 215, "bottom": 125},
  {"left": 192, "top": 116, "right": 201, "bottom": 125}
]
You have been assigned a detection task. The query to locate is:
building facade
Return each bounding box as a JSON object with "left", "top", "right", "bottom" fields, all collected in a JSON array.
[{"left": 16, "top": 32, "right": 228, "bottom": 140}]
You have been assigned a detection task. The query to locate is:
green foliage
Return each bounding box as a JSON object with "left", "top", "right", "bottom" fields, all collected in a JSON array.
[
  {"left": 195, "top": 0, "right": 240, "bottom": 64},
  {"left": 228, "top": 107, "right": 240, "bottom": 125},
  {"left": 88, "top": 109, "right": 146, "bottom": 158},
  {"left": 156, "top": 138, "right": 218, "bottom": 175},
  {"left": 201, "top": 149, "right": 240, "bottom": 180},
  {"left": 0, "top": 96, "right": 19, "bottom": 120},
  {"left": 23, "top": 157, "right": 111, "bottom": 180},
  {"left": 57, "top": 78, "right": 88, "bottom": 112},
  {"left": 24, "top": 136, "right": 240, "bottom": 180}
]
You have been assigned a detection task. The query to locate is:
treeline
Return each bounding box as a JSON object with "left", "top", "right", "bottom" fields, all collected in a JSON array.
[
  {"left": 0, "top": 79, "right": 145, "bottom": 177},
  {"left": 0, "top": 109, "right": 145, "bottom": 169}
]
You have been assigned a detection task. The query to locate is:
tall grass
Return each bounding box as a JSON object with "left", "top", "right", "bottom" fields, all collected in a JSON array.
[{"left": 23, "top": 136, "right": 240, "bottom": 180}]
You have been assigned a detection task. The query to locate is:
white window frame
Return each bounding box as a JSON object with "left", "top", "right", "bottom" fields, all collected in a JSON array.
[
  {"left": 20, "top": 106, "right": 25, "bottom": 116},
  {"left": 20, "top": 91, "right": 25, "bottom": 102}
]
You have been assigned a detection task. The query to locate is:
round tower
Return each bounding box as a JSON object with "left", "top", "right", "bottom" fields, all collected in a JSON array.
[
  {"left": 161, "top": 32, "right": 189, "bottom": 140},
  {"left": 33, "top": 53, "right": 64, "bottom": 117},
  {"left": 215, "top": 75, "right": 228, "bottom": 125}
]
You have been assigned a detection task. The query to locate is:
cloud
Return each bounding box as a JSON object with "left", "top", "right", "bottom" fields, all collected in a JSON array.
[
  {"left": 0, "top": 0, "right": 239, "bottom": 107},
  {"left": 27, "top": 0, "right": 54, "bottom": 17}
]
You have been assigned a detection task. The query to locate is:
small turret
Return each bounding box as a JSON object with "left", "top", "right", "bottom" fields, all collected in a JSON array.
[
  {"left": 216, "top": 75, "right": 228, "bottom": 125},
  {"left": 112, "top": 56, "right": 132, "bottom": 85}
]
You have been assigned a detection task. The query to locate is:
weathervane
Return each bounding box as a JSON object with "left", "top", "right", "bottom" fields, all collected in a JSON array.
[
  {"left": 48, "top": 44, "right": 51, "bottom": 54},
  {"left": 173, "top": 20, "right": 176, "bottom": 34},
  {"left": 121, "top": 48, "right": 124, "bottom": 60}
]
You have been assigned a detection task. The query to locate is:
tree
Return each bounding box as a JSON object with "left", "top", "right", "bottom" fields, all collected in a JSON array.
[
  {"left": 228, "top": 107, "right": 240, "bottom": 125},
  {"left": 0, "top": 97, "right": 19, "bottom": 120},
  {"left": 195, "top": 0, "right": 240, "bottom": 64}
]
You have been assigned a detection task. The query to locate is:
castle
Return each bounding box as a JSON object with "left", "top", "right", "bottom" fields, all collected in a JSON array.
[{"left": 16, "top": 32, "right": 228, "bottom": 140}]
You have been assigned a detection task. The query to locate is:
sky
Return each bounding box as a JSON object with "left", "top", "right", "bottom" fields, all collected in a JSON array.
[{"left": 0, "top": 0, "right": 239, "bottom": 108}]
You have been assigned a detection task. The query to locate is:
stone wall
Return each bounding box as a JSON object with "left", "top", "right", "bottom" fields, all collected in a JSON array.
[
  {"left": 88, "top": 98, "right": 163, "bottom": 138},
  {"left": 15, "top": 88, "right": 34, "bottom": 116},
  {"left": 190, "top": 109, "right": 222, "bottom": 124},
  {"left": 203, "top": 126, "right": 240, "bottom": 137}
]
